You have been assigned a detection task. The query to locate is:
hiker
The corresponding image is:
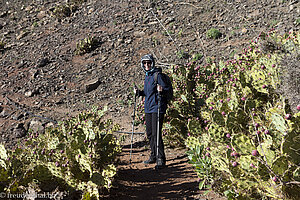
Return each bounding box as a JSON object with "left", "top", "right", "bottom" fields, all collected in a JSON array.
[{"left": 134, "top": 54, "right": 172, "bottom": 168}]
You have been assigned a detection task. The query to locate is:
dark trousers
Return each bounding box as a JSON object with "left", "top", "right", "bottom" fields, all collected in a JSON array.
[{"left": 145, "top": 113, "right": 165, "bottom": 161}]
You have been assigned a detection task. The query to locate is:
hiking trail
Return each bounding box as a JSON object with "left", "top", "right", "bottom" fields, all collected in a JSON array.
[{"left": 100, "top": 116, "right": 226, "bottom": 200}]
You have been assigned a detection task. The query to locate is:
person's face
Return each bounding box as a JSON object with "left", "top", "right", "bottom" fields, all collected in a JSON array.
[{"left": 143, "top": 60, "right": 152, "bottom": 71}]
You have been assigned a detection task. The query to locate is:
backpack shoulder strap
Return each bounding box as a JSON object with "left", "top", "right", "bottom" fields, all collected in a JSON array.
[{"left": 154, "top": 72, "right": 159, "bottom": 85}]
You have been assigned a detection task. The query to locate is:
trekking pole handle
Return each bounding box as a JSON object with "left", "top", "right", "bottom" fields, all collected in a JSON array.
[
  {"left": 157, "top": 84, "right": 163, "bottom": 93},
  {"left": 133, "top": 84, "right": 138, "bottom": 96}
]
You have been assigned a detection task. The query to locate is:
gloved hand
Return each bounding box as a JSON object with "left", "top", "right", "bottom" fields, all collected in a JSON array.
[
  {"left": 133, "top": 84, "right": 139, "bottom": 96},
  {"left": 157, "top": 84, "right": 163, "bottom": 92}
]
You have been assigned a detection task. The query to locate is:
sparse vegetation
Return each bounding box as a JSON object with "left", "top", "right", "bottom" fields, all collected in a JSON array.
[
  {"left": 52, "top": 0, "right": 86, "bottom": 19},
  {"left": 70, "top": 0, "right": 87, "bottom": 4},
  {"left": 176, "top": 50, "right": 190, "bottom": 59},
  {"left": 151, "top": 36, "right": 159, "bottom": 47},
  {"left": 269, "top": 19, "right": 279, "bottom": 28},
  {"left": 192, "top": 53, "right": 203, "bottom": 61},
  {"left": 206, "top": 28, "right": 222, "bottom": 39},
  {"left": 163, "top": 29, "right": 174, "bottom": 36},
  {"left": 205, "top": 56, "right": 213, "bottom": 64},
  {"left": 177, "top": 28, "right": 183, "bottom": 38},
  {"left": 0, "top": 107, "right": 121, "bottom": 199},
  {"left": 295, "top": 18, "right": 300, "bottom": 26},
  {"left": 0, "top": 40, "right": 5, "bottom": 52},
  {"left": 32, "top": 21, "right": 38, "bottom": 27},
  {"left": 53, "top": 4, "right": 73, "bottom": 19},
  {"left": 75, "top": 37, "right": 99, "bottom": 55}
]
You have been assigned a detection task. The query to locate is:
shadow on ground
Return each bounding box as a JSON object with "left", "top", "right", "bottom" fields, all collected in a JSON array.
[{"left": 102, "top": 140, "right": 204, "bottom": 200}]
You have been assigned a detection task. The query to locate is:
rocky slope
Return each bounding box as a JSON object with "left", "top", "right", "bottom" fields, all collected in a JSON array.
[{"left": 0, "top": 0, "right": 299, "bottom": 147}]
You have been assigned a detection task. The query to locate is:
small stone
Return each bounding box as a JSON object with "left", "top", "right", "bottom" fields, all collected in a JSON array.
[
  {"left": 88, "top": 8, "right": 94, "bottom": 14},
  {"left": 36, "top": 58, "right": 49, "bottom": 68},
  {"left": 29, "top": 69, "right": 39, "bottom": 80},
  {"left": 29, "top": 119, "right": 44, "bottom": 134},
  {"left": 16, "top": 31, "right": 29, "bottom": 40},
  {"left": 12, "top": 112, "right": 24, "bottom": 120},
  {"left": 0, "top": 108, "right": 10, "bottom": 118},
  {"left": 25, "top": 90, "right": 33, "bottom": 97},
  {"left": 133, "top": 31, "right": 145, "bottom": 37},
  {"left": 37, "top": 11, "right": 47, "bottom": 19},
  {"left": 241, "top": 28, "right": 248, "bottom": 34},
  {"left": 85, "top": 78, "right": 101, "bottom": 93},
  {"left": 25, "top": 5, "right": 33, "bottom": 12},
  {"left": 14, "top": 123, "right": 26, "bottom": 138}
]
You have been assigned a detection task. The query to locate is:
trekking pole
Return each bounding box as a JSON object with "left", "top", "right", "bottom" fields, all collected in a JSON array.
[
  {"left": 129, "top": 88, "right": 137, "bottom": 164},
  {"left": 156, "top": 91, "right": 161, "bottom": 163}
]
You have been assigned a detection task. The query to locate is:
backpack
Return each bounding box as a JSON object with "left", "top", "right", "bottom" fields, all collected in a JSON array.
[{"left": 154, "top": 71, "right": 174, "bottom": 103}]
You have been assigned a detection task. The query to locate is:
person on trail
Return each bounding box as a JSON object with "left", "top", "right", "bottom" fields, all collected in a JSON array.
[{"left": 134, "top": 54, "right": 171, "bottom": 168}]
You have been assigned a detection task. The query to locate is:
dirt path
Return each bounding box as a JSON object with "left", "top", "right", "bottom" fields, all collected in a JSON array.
[{"left": 101, "top": 132, "right": 226, "bottom": 200}]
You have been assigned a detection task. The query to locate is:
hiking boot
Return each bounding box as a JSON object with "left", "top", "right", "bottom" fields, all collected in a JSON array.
[
  {"left": 143, "top": 157, "right": 156, "bottom": 164},
  {"left": 155, "top": 158, "right": 166, "bottom": 169}
]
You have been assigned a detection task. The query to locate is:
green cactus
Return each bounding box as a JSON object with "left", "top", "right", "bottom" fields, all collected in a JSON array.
[
  {"left": 239, "top": 155, "right": 254, "bottom": 171},
  {"left": 272, "top": 156, "right": 288, "bottom": 175},
  {"left": 75, "top": 37, "right": 99, "bottom": 55},
  {"left": 228, "top": 92, "right": 239, "bottom": 110},
  {"left": 239, "top": 72, "right": 248, "bottom": 87},
  {"left": 236, "top": 109, "right": 249, "bottom": 129},
  {"left": 282, "top": 130, "right": 300, "bottom": 165},
  {"left": 232, "top": 135, "right": 255, "bottom": 155},
  {"left": 208, "top": 124, "right": 225, "bottom": 142},
  {"left": 257, "top": 139, "right": 275, "bottom": 165},
  {"left": 271, "top": 113, "right": 287, "bottom": 134},
  {"left": 293, "top": 167, "right": 300, "bottom": 181},
  {"left": 188, "top": 119, "right": 202, "bottom": 135},
  {"left": 226, "top": 112, "right": 239, "bottom": 133},
  {"left": 167, "top": 31, "right": 300, "bottom": 199},
  {"left": 167, "top": 108, "right": 180, "bottom": 119},
  {"left": 212, "top": 111, "right": 225, "bottom": 126},
  {"left": 257, "top": 162, "right": 269, "bottom": 181},
  {"left": 2, "top": 107, "right": 120, "bottom": 199},
  {"left": 228, "top": 162, "right": 242, "bottom": 179}
]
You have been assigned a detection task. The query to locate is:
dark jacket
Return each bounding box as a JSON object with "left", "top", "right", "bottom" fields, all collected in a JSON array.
[{"left": 138, "top": 67, "right": 171, "bottom": 114}]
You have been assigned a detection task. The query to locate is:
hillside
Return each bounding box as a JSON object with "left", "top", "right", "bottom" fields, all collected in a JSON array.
[
  {"left": 0, "top": 0, "right": 299, "bottom": 145},
  {"left": 1, "top": 0, "right": 300, "bottom": 199}
]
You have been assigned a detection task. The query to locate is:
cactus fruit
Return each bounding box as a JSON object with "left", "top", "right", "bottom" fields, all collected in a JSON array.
[
  {"left": 232, "top": 161, "right": 238, "bottom": 167},
  {"left": 252, "top": 150, "right": 259, "bottom": 156},
  {"left": 285, "top": 114, "right": 292, "bottom": 120}
]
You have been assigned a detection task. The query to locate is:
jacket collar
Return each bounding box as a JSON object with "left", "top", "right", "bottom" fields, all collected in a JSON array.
[{"left": 146, "top": 67, "right": 162, "bottom": 76}]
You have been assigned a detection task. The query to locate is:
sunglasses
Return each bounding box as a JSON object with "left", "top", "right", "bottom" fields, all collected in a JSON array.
[{"left": 143, "top": 61, "right": 152, "bottom": 65}]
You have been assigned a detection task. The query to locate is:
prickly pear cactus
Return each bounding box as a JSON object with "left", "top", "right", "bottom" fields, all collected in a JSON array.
[
  {"left": 232, "top": 135, "right": 255, "bottom": 155},
  {"left": 166, "top": 31, "right": 300, "bottom": 199},
  {"left": 2, "top": 107, "right": 121, "bottom": 199}
]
